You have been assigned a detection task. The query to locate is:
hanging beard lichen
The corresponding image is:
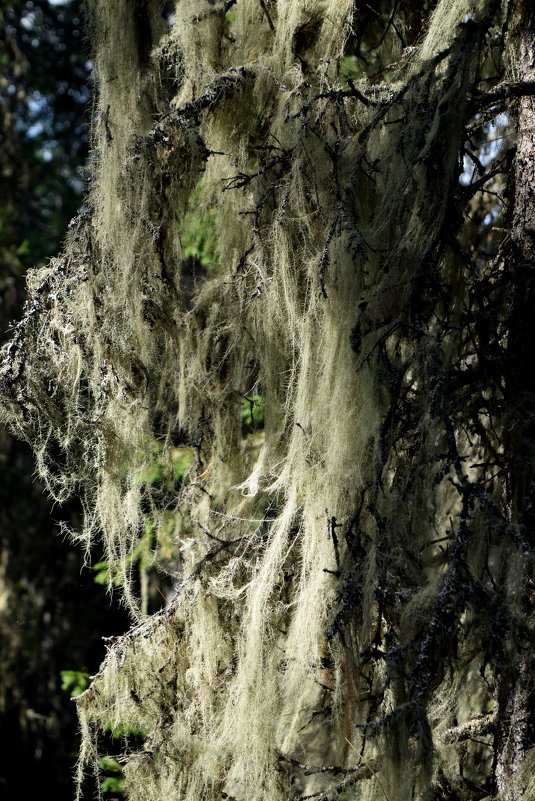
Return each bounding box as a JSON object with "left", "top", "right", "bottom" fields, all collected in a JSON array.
[{"left": 1, "top": 0, "right": 534, "bottom": 799}]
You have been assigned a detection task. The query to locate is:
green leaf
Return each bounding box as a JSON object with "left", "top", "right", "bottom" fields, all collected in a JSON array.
[
  {"left": 241, "top": 395, "right": 265, "bottom": 429},
  {"left": 15, "top": 239, "right": 31, "bottom": 256},
  {"left": 99, "top": 756, "right": 126, "bottom": 795},
  {"left": 60, "top": 669, "right": 91, "bottom": 697}
]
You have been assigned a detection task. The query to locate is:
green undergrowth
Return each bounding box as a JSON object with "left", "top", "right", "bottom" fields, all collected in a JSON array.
[
  {"left": 179, "top": 179, "right": 219, "bottom": 270},
  {"left": 98, "top": 756, "right": 126, "bottom": 797},
  {"left": 138, "top": 444, "right": 196, "bottom": 490},
  {"left": 60, "top": 670, "right": 92, "bottom": 698},
  {"left": 241, "top": 394, "right": 265, "bottom": 430}
]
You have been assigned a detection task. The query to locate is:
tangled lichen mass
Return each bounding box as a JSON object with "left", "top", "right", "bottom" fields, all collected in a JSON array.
[{"left": 2, "top": 0, "right": 535, "bottom": 799}]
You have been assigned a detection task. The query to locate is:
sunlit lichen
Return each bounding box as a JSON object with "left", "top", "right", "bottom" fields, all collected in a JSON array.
[{"left": 1, "top": 1, "right": 532, "bottom": 800}]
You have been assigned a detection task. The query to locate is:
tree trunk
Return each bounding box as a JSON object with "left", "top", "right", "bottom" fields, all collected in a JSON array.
[{"left": 494, "top": 4, "right": 535, "bottom": 797}]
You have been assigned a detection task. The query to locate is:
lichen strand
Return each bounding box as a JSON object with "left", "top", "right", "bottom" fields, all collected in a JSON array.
[{"left": 0, "top": 0, "right": 530, "bottom": 800}]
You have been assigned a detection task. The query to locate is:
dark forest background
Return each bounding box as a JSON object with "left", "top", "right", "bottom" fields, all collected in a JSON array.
[{"left": 0, "top": 2, "right": 129, "bottom": 797}]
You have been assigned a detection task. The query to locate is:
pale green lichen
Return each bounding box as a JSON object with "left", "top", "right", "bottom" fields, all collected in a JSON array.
[{"left": 1, "top": 0, "right": 529, "bottom": 799}]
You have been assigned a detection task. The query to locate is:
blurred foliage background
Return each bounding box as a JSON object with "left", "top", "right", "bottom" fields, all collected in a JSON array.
[{"left": 0, "top": 2, "right": 130, "bottom": 798}]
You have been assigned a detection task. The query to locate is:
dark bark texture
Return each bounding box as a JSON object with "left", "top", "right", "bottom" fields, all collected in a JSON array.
[{"left": 494, "top": 4, "right": 535, "bottom": 797}]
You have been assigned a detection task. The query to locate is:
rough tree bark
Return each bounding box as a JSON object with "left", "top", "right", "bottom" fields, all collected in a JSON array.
[{"left": 494, "top": 3, "right": 535, "bottom": 797}]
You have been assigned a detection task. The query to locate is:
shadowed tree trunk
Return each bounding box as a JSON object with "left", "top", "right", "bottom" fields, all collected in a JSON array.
[{"left": 494, "top": 4, "right": 535, "bottom": 797}]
